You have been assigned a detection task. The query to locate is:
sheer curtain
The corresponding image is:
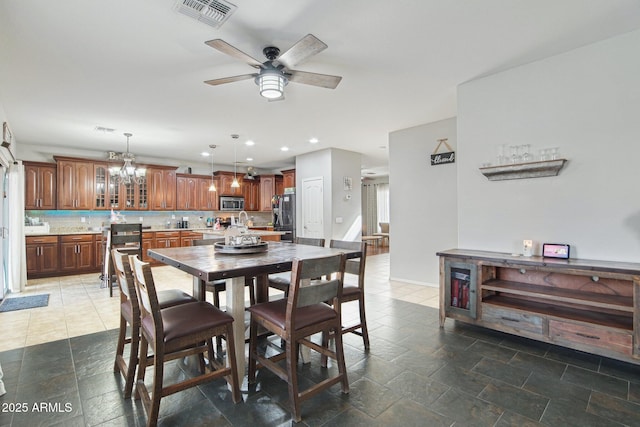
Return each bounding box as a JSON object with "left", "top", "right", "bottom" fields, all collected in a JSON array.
[
  {"left": 7, "top": 161, "right": 25, "bottom": 293},
  {"left": 361, "top": 183, "right": 377, "bottom": 236},
  {"left": 376, "top": 183, "right": 389, "bottom": 231}
]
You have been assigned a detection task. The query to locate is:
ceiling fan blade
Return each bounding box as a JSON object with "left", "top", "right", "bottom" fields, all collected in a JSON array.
[
  {"left": 204, "top": 74, "right": 257, "bottom": 86},
  {"left": 287, "top": 70, "right": 342, "bottom": 89},
  {"left": 277, "top": 34, "right": 327, "bottom": 68},
  {"left": 205, "top": 39, "right": 264, "bottom": 68}
]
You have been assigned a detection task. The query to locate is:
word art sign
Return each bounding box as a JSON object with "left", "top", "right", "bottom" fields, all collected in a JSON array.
[{"left": 431, "top": 138, "right": 455, "bottom": 166}]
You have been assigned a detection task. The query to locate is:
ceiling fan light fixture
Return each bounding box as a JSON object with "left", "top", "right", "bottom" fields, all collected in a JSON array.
[{"left": 258, "top": 71, "right": 286, "bottom": 99}]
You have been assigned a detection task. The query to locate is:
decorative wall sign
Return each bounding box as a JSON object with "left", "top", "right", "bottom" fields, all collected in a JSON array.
[{"left": 431, "top": 138, "right": 455, "bottom": 166}]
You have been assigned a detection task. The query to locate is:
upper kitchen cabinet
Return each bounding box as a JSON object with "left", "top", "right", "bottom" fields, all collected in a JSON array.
[
  {"left": 24, "top": 161, "right": 57, "bottom": 210},
  {"left": 243, "top": 178, "right": 259, "bottom": 211},
  {"left": 259, "top": 174, "right": 283, "bottom": 211},
  {"left": 282, "top": 169, "right": 296, "bottom": 190},
  {"left": 147, "top": 167, "right": 176, "bottom": 210},
  {"left": 95, "top": 162, "right": 149, "bottom": 211},
  {"left": 198, "top": 176, "right": 219, "bottom": 211},
  {"left": 176, "top": 174, "right": 198, "bottom": 210},
  {"left": 215, "top": 171, "right": 242, "bottom": 196},
  {"left": 55, "top": 157, "right": 94, "bottom": 210}
]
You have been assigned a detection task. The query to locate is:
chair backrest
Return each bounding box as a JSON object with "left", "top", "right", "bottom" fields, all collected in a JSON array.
[
  {"left": 330, "top": 240, "right": 367, "bottom": 289},
  {"left": 130, "top": 255, "right": 162, "bottom": 338},
  {"left": 294, "top": 237, "right": 325, "bottom": 247},
  {"left": 379, "top": 222, "right": 389, "bottom": 233},
  {"left": 192, "top": 238, "right": 224, "bottom": 246},
  {"left": 111, "top": 248, "right": 138, "bottom": 304},
  {"left": 110, "top": 223, "right": 143, "bottom": 247},
  {"left": 287, "top": 254, "right": 346, "bottom": 316}
]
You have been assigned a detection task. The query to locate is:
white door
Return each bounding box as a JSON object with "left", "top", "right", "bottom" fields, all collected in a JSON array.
[{"left": 301, "top": 177, "right": 323, "bottom": 238}]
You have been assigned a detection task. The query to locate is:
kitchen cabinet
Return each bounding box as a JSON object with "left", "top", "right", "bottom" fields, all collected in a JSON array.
[
  {"left": 180, "top": 230, "right": 202, "bottom": 247},
  {"left": 154, "top": 231, "right": 181, "bottom": 249},
  {"left": 24, "top": 161, "right": 57, "bottom": 210},
  {"left": 142, "top": 231, "right": 155, "bottom": 263},
  {"left": 55, "top": 157, "right": 94, "bottom": 210},
  {"left": 198, "top": 176, "right": 219, "bottom": 211},
  {"left": 148, "top": 167, "right": 176, "bottom": 210},
  {"left": 282, "top": 168, "right": 295, "bottom": 190},
  {"left": 93, "top": 162, "right": 113, "bottom": 210},
  {"left": 438, "top": 249, "right": 640, "bottom": 365},
  {"left": 215, "top": 171, "right": 242, "bottom": 196},
  {"left": 25, "top": 235, "right": 59, "bottom": 278},
  {"left": 176, "top": 174, "right": 198, "bottom": 210},
  {"left": 59, "top": 234, "right": 94, "bottom": 273},
  {"left": 243, "top": 179, "right": 259, "bottom": 211},
  {"left": 259, "top": 174, "right": 283, "bottom": 211}
]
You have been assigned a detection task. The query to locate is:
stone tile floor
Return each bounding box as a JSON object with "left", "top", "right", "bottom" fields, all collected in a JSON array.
[{"left": 1, "top": 253, "right": 640, "bottom": 425}]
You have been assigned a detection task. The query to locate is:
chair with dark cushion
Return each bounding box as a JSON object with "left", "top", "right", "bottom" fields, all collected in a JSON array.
[
  {"left": 247, "top": 253, "right": 348, "bottom": 422},
  {"left": 329, "top": 240, "right": 369, "bottom": 349},
  {"left": 130, "top": 255, "right": 241, "bottom": 426},
  {"left": 111, "top": 249, "right": 195, "bottom": 398},
  {"left": 108, "top": 223, "right": 143, "bottom": 297}
]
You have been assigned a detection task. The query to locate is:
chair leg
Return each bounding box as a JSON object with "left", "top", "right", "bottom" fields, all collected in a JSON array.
[
  {"left": 320, "top": 330, "right": 329, "bottom": 368},
  {"left": 358, "top": 297, "right": 370, "bottom": 350},
  {"left": 135, "top": 336, "right": 149, "bottom": 400},
  {"left": 246, "top": 276, "right": 256, "bottom": 305},
  {"left": 286, "top": 338, "right": 302, "bottom": 423},
  {"left": 114, "top": 316, "right": 127, "bottom": 373},
  {"left": 124, "top": 322, "right": 140, "bottom": 399},
  {"left": 248, "top": 319, "right": 258, "bottom": 384},
  {"left": 146, "top": 348, "right": 164, "bottom": 427},
  {"left": 213, "top": 290, "right": 223, "bottom": 352},
  {"left": 333, "top": 326, "right": 349, "bottom": 394},
  {"left": 224, "top": 323, "right": 242, "bottom": 403}
]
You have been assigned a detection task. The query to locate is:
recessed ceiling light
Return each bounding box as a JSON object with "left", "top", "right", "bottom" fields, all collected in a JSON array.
[
  {"left": 309, "top": 137, "right": 319, "bottom": 144},
  {"left": 246, "top": 157, "right": 253, "bottom": 161},
  {"left": 281, "top": 146, "right": 289, "bottom": 152},
  {"left": 245, "top": 140, "right": 255, "bottom": 146},
  {"left": 201, "top": 151, "right": 210, "bottom": 157}
]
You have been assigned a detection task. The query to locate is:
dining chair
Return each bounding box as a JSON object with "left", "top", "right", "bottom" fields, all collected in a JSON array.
[
  {"left": 108, "top": 223, "right": 143, "bottom": 297},
  {"left": 247, "top": 253, "right": 348, "bottom": 422},
  {"left": 329, "top": 240, "right": 370, "bottom": 349},
  {"left": 111, "top": 249, "right": 195, "bottom": 398},
  {"left": 268, "top": 237, "right": 326, "bottom": 297},
  {"left": 373, "top": 222, "right": 389, "bottom": 247},
  {"left": 130, "top": 255, "right": 241, "bottom": 426}
]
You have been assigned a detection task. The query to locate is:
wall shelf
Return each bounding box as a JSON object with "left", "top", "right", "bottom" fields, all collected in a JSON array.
[{"left": 479, "top": 159, "right": 567, "bottom": 181}]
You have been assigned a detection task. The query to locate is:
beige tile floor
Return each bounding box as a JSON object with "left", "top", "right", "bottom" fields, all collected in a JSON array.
[{"left": 0, "top": 253, "right": 439, "bottom": 353}]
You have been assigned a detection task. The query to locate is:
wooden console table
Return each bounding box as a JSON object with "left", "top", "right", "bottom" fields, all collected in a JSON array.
[{"left": 437, "top": 249, "right": 640, "bottom": 365}]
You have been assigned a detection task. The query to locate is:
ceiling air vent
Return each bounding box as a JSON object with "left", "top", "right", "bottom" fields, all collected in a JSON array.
[{"left": 174, "top": 0, "right": 237, "bottom": 29}]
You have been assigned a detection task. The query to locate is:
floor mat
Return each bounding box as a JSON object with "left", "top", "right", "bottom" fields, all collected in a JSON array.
[{"left": 0, "top": 294, "right": 49, "bottom": 312}]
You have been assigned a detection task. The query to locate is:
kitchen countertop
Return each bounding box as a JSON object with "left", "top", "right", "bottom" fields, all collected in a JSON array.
[{"left": 25, "top": 226, "right": 282, "bottom": 237}]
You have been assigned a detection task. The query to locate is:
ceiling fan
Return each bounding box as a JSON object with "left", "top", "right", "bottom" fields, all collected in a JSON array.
[{"left": 204, "top": 34, "right": 342, "bottom": 100}]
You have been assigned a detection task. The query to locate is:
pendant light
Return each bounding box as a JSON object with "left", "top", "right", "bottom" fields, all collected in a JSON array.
[
  {"left": 208, "top": 144, "right": 217, "bottom": 192},
  {"left": 231, "top": 134, "right": 240, "bottom": 188}
]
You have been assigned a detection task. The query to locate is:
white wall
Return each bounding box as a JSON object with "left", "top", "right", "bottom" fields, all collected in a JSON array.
[
  {"left": 389, "top": 117, "right": 458, "bottom": 286},
  {"left": 296, "top": 148, "right": 362, "bottom": 242},
  {"left": 457, "top": 29, "right": 640, "bottom": 261}
]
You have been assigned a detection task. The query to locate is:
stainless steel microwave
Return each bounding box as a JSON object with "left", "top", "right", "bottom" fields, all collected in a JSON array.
[{"left": 220, "top": 196, "right": 244, "bottom": 211}]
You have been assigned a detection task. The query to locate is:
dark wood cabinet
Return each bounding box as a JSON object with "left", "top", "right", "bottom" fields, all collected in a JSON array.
[
  {"left": 142, "top": 231, "right": 155, "bottom": 263},
  {"left": 56, "top": 157, "right": 94, "bottom": 210},
  {"left": 198, "top": 176, "right": 218, "bottom": 211},
  {"left": 180, "top": 230, "right": 202, "bottom": 247},
  {"left": 25, "top": 235, "right": 59, "bottom": 278},
  {"left": 24, "top": 161, "right": 57, "bottom": 210},
  {"left": 282, "top": 168, "right": 295, "bottom": 190},
  {"left": 243, "top": 179, "right": 259, "bottom": 211},
  {"left": 176, "top": 174, "right": 199, "bottom": 210},
  {"left": 215, "top": 171, "right": 242, "bottom": 196},
  {"left": 148, "top": 167, "right": 176, "bottom": 210},
  {"left": 259, "top": 175, "right": 283, "bottom": 211},
  {"left": 59, "top": 234, "right": 94, "bottom": 273}
]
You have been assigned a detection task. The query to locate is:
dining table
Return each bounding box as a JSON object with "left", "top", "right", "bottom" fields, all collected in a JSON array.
[{"left": 147, "top": 240, "right": 362, "bottom": 385}]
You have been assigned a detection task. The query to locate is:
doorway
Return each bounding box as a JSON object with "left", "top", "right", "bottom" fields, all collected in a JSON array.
[{"left": 301, "top": 177, "right": 323, "bottom": 238}]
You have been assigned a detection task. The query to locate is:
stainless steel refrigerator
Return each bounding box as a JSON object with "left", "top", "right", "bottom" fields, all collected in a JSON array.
[{"left": 272, "top": 193, "right": 295, "bottom": 242}]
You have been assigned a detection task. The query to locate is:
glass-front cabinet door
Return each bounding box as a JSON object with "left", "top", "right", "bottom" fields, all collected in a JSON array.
[{"left": 444, "top": 260, "right": 478, "bottom": 319}]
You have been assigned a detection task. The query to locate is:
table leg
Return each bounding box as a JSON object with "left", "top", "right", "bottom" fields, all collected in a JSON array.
[
  {"left": 226, "top": 276, "right": 246, "bottom": 386},
  {"left": 192, "top": 277, "right": 206, "bottom": 301}
]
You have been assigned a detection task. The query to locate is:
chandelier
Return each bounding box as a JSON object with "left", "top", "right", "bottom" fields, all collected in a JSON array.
[{"left": 109, "top": 133, "right": 146, "bottom": 185}]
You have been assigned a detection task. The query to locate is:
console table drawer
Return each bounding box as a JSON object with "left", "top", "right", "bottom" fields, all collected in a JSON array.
[
  {"left": 549, "top": 320, "right": 632, "bottom": 356},
  {"left": 482, "top": 304, "right": 544, "bottom": 334}
]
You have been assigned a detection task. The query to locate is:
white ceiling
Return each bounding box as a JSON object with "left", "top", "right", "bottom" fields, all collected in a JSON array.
[{"left": 1, "top": 0, "right": 639, "bottom": 177}]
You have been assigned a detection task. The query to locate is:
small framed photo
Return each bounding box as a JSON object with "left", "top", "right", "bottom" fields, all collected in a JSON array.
[
  {"left": 542, "top": 243, "right": 570, "bottom": 259},
  {"left": 343, "top": 176, "right": 352, "bottom": 191}
]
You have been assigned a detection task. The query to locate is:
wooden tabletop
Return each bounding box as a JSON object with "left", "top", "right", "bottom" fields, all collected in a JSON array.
[{"left": 148, "top": 241, "right": 362, "bottom": 282}]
